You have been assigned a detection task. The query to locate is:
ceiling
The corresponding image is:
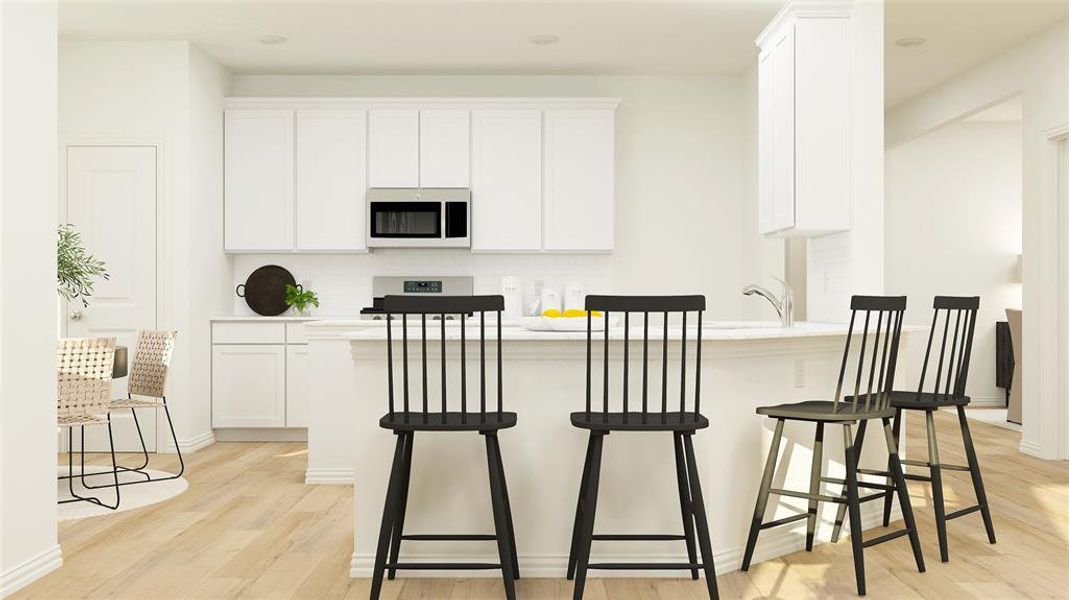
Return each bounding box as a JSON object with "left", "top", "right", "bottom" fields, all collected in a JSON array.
[
  {"left": 59, "top": 0, "right": 1068, "bottom": 107},
  {"left": 58, "top": 0, "right": 781, "bottom": 76},
  {"left": 886, "top": 0, "right": 1069, "bottom": 108}
]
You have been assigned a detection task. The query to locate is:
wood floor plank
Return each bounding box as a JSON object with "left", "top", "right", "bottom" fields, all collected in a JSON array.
[{"left": 13, "top": 410, "right": 1069, "bottom": 599}]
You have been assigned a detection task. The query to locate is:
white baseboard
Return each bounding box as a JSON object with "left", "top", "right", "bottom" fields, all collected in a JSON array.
[
  {"left": 1019, "top": 438, "right": 1044, "bottom": 458},
  {"left": 213, "top": 428, "right": 307, "bottom": 443},
  {"left": 160, "top": 430, "right": 215, "bottom": 454},
  {"left": 965, "top": 396, "right": 1007, "bottom": 408},
  {"left": 347, "top": 503, "right": 903, "bottom": 578},
  {"left": 305, "top": 468, "right": 354, "bottom": 485},
  {"left": 0, "top": 544, "right": 62, "bottom": 598}
]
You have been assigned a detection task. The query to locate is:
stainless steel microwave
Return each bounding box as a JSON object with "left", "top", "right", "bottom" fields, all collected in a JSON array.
[{"left": 366, "top": 188, "right": 471, "bottom": 248}]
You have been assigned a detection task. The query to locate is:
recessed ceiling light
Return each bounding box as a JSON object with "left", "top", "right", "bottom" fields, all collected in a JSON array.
[
  {"left": 529, "top": 35, "right": 559, "bottom": 46},
  {"left": 895, "top": 36, "right": 927, "bottom": 48},
  {"left": 259, "top": 35, "right": 288, "bottom": 45}
]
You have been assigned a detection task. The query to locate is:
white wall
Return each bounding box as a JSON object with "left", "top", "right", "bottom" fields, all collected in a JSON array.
[
  {"left": 59, "top": 40, "right": 231, "bottom": 453},
  {"left": 231, "top": 75, "right": 760, "bottom": 319},
  {"left": 886, "top": 120, "right": 1022, "bottom": 404},
  {"left": 0, "top": 2, "right": 62, "bottom": 596},
  {"left": 807, "top": 0, "right": 885, "bottom": 322},
  {"left": 886, "top": 20, "right": 1069, "bottom": 459}
]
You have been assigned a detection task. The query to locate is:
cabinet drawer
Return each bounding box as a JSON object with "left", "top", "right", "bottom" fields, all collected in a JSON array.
[
  {"left": 286, "top": 322, "right": 308, "bottom": 344},
  {"left": 212, "top": 322, "right": 286, "bottom": 344}
]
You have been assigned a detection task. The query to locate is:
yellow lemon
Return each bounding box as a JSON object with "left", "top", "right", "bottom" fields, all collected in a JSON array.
[{"left": 542, "top": 309, "right": 563, "bottom": 318}]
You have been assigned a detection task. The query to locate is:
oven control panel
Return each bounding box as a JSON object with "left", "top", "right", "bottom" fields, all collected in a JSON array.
[{"left": 403, "top": 280, "right": 443, "bottom": 294}]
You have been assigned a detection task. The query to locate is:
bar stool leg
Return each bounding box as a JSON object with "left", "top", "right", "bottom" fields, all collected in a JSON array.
[
  {"left": 370, "top": 433, "right": 408, "bottom": 600},
  {"left": 741, "top": 419, "right": 784, "bottom": 571},
  {"left": 572, "top": 432, "right": 605, "bottom": 600},
  {"left": 832, "top": 420, "right": 867, "bottom": 544},
  {"left": 957, "top": 405, "right": 997, "bottom": 544},
  {"left": 806, "top": 422, "right": 825, "bottom": 551},
  {"left": 881, "top": 409, "right": 903, "bottom": 527},
  {"left": 567, "top": 434, "right": 596, "bottom": 580},
  {"left": 490, "top": 434, "right": 520, "bottom": 579},
  {"left": 484, "top": 433, "right": 517, "bottom": 600},
  {"left": 673, "top": 432, "right": 699, "bottom": 579},
  {"left": 387, "top": 432, "right": 414, "bottom": 580},
  {"left": 683, "top": 433, "right": 720, "bottom": 600},
  {"left": 926, "top": 410, "right": 949, "bottom": 562},
  {"left": 842, "top": 423, "right": 866, "bottom": 596},
  {"left": 884, "top": 418, "right": 926, "bottom": 574}
]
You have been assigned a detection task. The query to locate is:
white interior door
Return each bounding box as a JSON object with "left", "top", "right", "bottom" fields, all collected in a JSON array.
[{"left": 64, "top": 145, "right": 158, "bottom": 452}]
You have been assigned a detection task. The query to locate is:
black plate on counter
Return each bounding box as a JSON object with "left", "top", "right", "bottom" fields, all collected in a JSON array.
[{"left": 236, "top": 265, "right": 296, "bottom": 316}]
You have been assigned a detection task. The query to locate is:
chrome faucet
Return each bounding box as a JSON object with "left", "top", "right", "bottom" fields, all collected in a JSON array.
[{"left": 742, "top": 277, "right": 794, "bottom": 328}]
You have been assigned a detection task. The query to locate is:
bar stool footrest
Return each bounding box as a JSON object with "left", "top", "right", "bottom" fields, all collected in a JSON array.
[
  {"left": 946, "top": 505, "right": 983, "bottom": 520},
  {"left": 586, "top": 562, "right": 704, "bottom": 570},
  {"left": 760, "top": 513, "right": 809, "bottom": 530},
  {"left": 591, "top": 534, "right": 687, "bottom": 541},
  {"left": 400, "top": 534, "right": 497, "bottom": 541},
  {"left": 386, "top": 562, "right": 502, "bottom": 570},
  {"left": 769, "top": 488, "right": 844, "bottom": 503},
  {"left": 861, "top": 528, "right": 911, "bottom": 548}
]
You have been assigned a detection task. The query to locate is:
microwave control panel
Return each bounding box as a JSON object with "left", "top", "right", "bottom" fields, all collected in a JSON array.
[{"left": 404, "top": 280, "right": 443, "bottom": 294}]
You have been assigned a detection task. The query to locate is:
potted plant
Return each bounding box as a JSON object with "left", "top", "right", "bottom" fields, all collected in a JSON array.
[
  {"left": 57, "top": 224, "right": 109, "bottom": 307},
  {"left": 285, "top": 284, "right": 320, "bottom": 317}
]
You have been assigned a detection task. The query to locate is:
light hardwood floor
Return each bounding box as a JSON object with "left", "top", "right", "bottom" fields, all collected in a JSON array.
[{"left": 15, "top": 410, "right": 1069, "bottom": 599}]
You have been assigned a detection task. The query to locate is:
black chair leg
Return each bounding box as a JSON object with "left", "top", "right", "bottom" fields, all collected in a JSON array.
[
  {"left": 567, "top": 433, "right": 596, "bottom": 580},
  {"left": 370, "top": 433, "right": 408, "bottom": 600},
  {"left": 883, "top": 418, "right": 926, "bottom": 575},
  {"left": 490, "top": 434, "right": 520, "bottom": 579},
  {"left": 957, "top": 405, "right": 997, "bottom": 544},
  {"left": 683, "top": 433, "right": 720, "bottom": 600},
  {"left": 832, "top": 420, "right": 868, "bottom": 544},
  {"left": 387, "top": 432, "right": 414, "bottom": 580},
  {"left": 572, "top": 432, "right": 604, "bottom": 600},
  {"left": 741, "top": 419, "right": 784, "bottom": 571},
  {"left": 881, "top": 409, "right": 903, "bottom": 527},
  {"left": 925, "top": 410, "right": 949, "bottom": 562},
  {"left": 673, "top": 432, "right": 699, "bottom": 580},
  {"left": 805, "top": 422, "right": 825, "bottom": 551},
  {"left": 484, "top": 433, "right": 517, "bottom": 600},
  {"left": 842, "top": 423, "right": 866, "bottom": 596}
]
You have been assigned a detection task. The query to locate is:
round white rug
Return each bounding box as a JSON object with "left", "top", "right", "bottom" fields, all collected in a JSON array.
[{"left": 57, "top": 466, "right": 188, "bottom": 521}]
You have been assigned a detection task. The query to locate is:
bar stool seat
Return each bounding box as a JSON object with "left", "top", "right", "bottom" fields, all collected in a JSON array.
[
  {"left": 380, "top": 411, "right": 518, "bottom": 432},
  {"left": 570, "top": 411, "right": 709, "bottom": 431},
  {"left": 757, "top": 400, "right": 896, "bottom": 421},
  {"left": 884, "top": 390, "right": 970, "bottom": 409}
]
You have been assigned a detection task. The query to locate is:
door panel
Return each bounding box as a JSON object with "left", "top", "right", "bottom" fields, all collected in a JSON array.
[
  {"left": 543, "top": 110, "right": 615, "bottom": 251},
  {"left": 212, "top": 345, "right": 287, "bottom": 428},
  {"left": 65, "top": 145, "right": 158, "bottom": 451},
  {"left": 286, "top": 345, "right": 310, "bottom": 428},
  {"left": 420, "top": 109, "right": 470, "bottom": 187},
  {"left": 296, "top": 110, "right": 368, "bottom": 251},
  {"left": 224, "top": 109, "right": 295, "bottom": 251},
  {"left": 470, "top": 110, "right": 542, "bottom": 251},
  {"left": 368, "top": 109, "right": 419, "bottom": 188}
]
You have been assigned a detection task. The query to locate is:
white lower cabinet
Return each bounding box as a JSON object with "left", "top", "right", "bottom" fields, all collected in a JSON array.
[
  {"left": 285, "top": 345, "right": 310, "bottom": 428},
  {"left": 211, "top": 321, "right": 308, "bottom": 429}
]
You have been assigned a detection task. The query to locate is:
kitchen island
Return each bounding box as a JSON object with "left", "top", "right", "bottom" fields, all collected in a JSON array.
[{"left": 304, "top": 320, "right": 921, "bottom": 577}]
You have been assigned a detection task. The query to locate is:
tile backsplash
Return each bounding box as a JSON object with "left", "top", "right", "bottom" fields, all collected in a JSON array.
[{"left": 230, "top": 250, "right": 613, "bottom": 317}]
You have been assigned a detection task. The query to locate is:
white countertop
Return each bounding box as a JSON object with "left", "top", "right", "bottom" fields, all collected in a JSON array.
[
  {"left": 339, "top": 320, "right": 885, "bottom": 342},
  {"left": 211, "top": 315, "right": 344, "bottom": 322}
]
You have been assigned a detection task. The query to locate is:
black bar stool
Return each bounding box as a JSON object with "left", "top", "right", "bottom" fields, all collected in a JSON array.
[
  {"left": 869, "top": 295, "right": 996, "bottom": 562},
  {"left": 369, "top": 295, "right": 519, "bottom": 600},
  {"left": 740, "top": 295, "right": 925, "bottom": 596},
  {"left": 567, "top": 295, "right": 719, "bottom": 600}
]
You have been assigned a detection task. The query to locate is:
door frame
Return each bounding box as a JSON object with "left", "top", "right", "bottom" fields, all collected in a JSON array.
[
  {"left": 58, "top": 138, "right": 166, "bottom": 450},
  {"left": 1039, "top": 121, "right": 1069, "bottom": 460}
]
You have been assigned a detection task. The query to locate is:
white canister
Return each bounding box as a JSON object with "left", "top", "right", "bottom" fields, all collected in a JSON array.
[
  {"left": 540, "top": 287, "right": 561, "bottom": 315},
  {"left": 501, "top": 276, "right": 522, "bottom": 319},
  {"left": 564, "top": 281, "right": 585, "bottom": 312}
]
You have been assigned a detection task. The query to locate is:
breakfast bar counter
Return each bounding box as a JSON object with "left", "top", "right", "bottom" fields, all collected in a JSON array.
[{"left": 303, "top": 320, "right": 921, "bottom": 577}]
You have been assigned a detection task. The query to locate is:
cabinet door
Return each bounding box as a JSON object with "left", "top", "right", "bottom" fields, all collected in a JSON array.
[
  {"left": 224, "top": 110, "right": 294, "bottom": 251},
  {"left": 470, "top": 110, "right": 542, "bottom": 251},
  {"left": 296, "top": 110, "right": 368, "bottom": 251},
  {"left": 543, "top": 110, "right": 615, "bottom": 251},
  {"left": 770, "top": 28, "right": 796, "bottom": 232},
  {"left": 368, "top": 109, "right": 419, "bottom": 188},
  {"left": 757, "top": 50, "right": 777, "bottom": 235},
  {"left": 212, "top": 344, "right": 286, "bottom": 428},
  {"left": 420, "top": 110, "right": 470, "bottom": 187},
  {"left": 285, "top": 345, "right": 309, "bottom": 428}
]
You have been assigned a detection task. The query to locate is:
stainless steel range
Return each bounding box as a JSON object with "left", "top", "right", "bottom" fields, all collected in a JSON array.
[{"left": 359, "top": 276, "right": 474, "bottom": 320}]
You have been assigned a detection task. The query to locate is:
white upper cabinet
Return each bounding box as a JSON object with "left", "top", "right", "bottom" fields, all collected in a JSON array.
[
  {"left": 224, "top": 110, "right": 294, "bottom": 251},
  {"left": 368, "top": 109, "right": 419, "bottom": 188},
  {"left": 756, "top": 6, "right": 850, "bottom": 237},
  {"left": 295, "top": 110, "right": 368, "bottom": 251},
  {"left": 471, "top": 110, "right": 542, "bottom": 251},
  {"left": 420, "top": 110, "right": 470, "bottom": 188},
  {"left": 543, "top": 110, "right": 615, "bottom": 252}
]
